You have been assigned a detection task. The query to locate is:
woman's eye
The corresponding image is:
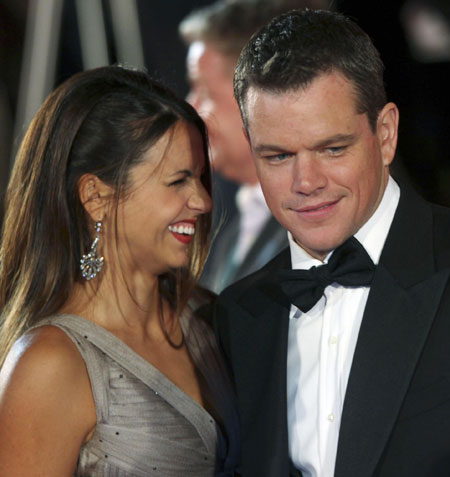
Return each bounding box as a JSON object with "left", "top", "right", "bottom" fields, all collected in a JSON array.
[{"left": 169, "top": 178, "right": 186, "bottom": 186}]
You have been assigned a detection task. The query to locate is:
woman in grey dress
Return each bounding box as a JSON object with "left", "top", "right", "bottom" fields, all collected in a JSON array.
[{"left": 0, "top": 66, "right": 240, "bottom": 476}]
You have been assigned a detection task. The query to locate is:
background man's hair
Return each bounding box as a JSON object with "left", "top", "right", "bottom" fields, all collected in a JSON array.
[
  {"left": 234, "top": 9, "right": 387, "bottom": 131},
  {"left": 179, "top": 0, "right": 326, "bottom": 60}
]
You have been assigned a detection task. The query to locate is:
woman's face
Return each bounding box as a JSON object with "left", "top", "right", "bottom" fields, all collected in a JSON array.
[{"left": 112, "top": 121, "right": 211, "bottom": 276}]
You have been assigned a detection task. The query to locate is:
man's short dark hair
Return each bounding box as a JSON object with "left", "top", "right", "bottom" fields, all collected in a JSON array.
[
  {"left": 234, "top": 9, "right": 387, "bottom": 131},
  {"left": 179, "top": 0, "right": 326, "bottom": 60}
]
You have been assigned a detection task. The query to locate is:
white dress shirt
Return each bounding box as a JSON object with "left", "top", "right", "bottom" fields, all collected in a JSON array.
[{"left": 287, "top": 177, "right": 400, "bottom": 477}]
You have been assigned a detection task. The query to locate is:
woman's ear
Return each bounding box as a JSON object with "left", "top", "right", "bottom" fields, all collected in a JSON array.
[{"left": 78, "top": 173, "right": 114, "bottom": 221}]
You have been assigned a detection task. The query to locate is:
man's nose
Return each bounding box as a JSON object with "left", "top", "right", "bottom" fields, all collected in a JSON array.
[{"left": 291, "top": 155, "right": 327, "bottom": 195}]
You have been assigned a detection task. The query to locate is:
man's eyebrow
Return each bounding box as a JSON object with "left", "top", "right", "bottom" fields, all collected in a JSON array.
[
  {"left": 252, "top": 133, "right": 357, "bottom": 154},
  {"left": 312, "top": 133, "right": 356, "bottom": 148},
  {"left": 252, "top": 143, "right": 292, "bottom": 154}
]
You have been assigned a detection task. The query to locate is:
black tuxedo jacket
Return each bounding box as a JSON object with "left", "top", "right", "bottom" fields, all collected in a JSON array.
[{"left": 215, "top": 185, "right": 450, "bottom": 476}]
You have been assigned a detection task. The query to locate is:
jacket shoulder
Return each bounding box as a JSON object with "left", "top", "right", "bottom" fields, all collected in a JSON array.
[{"left": 430, "top": 202, "right": 450, "bottom": 268}]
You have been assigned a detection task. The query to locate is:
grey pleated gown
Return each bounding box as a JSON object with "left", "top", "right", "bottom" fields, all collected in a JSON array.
[{"left": 33, "top": 293, "right": 240, "bottom": 476}]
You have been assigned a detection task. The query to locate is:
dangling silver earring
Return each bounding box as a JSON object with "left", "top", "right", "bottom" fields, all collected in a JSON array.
[{"left": 80, "top": 221, "right": 104, "bottom": 280}]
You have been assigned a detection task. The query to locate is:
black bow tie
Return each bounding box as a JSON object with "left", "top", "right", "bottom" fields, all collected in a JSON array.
[{"left": 277, "top": 237, "right": 375, "bottom": 313}]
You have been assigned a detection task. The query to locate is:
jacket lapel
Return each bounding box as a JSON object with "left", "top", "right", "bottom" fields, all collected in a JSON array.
[
  {"left": 231, "top": 251, "right": 293, "bottom": 475},
  {"left": 335, "top": 265, "right": 450, "bottom": 476},
  {"left": 335, "top": 185, "right": 450, "bottom": 476}
]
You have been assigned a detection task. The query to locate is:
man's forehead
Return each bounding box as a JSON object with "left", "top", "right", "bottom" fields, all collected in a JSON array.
[
  {"left": 186, "top": 41, "right": 206, "bottom": 75},
  {"left": 243, "top": 84, "right": 376, "bottom": 149},
  {"left": 188, "top": 41, "right": 236, "bottom": 76},
  {"left": 243, "top": 86, "right": 306, "bottom": 129},
  {"left": 245, "top": 86, "right": 286, "bottom": 108},
  {"left": 244, "top": 74, "right": 361, "bottom": 120},
  {"left": 188, "top": 40, "right": 208, "bottom": 60}
]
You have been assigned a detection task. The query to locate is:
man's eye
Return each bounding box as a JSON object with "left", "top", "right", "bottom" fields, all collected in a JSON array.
[
  {"left": 325, "top": 146, "right": 346, "bottom": 155},
  {"left": 265, "top": 153, "right": 291, "bottom": 161}
]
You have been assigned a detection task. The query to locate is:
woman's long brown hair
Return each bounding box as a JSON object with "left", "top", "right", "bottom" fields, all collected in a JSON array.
[{"left": 0, "top": 66, "right": 211, "bottom": 366}]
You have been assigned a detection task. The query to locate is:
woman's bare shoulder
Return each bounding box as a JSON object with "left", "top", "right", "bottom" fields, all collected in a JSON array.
[
  {"left": 1, "top": 324, "right": 86, "bottom": 386},
  {"left": 0, "top": 324, "right": 94, "bottom": 421},
  {"left": 0, "top": 324, "right": 96, "bottom": 475}
]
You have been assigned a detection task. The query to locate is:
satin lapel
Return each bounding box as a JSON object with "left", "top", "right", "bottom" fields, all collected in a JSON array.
[
  {"left": 335, "top": 265, "right": 450, "bottom": 476},
  {"left": 335, "top": 185, "right": 450, "bottom": 477},
  {"left": 231, "top": 252, "right": 293, "bottom": 474}
]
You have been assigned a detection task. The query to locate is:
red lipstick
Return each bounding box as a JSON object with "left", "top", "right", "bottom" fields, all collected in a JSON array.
[{"left": 168, "top": 219, "right": 197, "bottom": 244}]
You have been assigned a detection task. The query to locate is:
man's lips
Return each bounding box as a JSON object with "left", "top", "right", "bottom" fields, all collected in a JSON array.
[
  {"left": 292, "top": 199, "right": 341, "bottom": 218},
  {"left": 297, "top": 200, "right": 339, "bottom": 212}
]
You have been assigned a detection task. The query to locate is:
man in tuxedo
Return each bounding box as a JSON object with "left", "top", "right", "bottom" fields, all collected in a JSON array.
[
  {"left": 179, "top": 1, "right": 325, "bottom": 292},
  {"left": 215, "top": 9, "right": 450, "bottom": 477}
]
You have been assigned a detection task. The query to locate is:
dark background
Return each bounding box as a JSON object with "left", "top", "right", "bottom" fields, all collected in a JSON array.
[{"left": 0, "top": 0, "right": 449, "bottom": 214}]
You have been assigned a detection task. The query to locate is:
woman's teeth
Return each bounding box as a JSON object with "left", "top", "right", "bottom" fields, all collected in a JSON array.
[{"left": 168, "top": 224, "right": 195, "bottom": 235}]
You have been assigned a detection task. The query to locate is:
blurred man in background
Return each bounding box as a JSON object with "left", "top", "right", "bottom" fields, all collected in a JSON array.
[{"left": 180, "top": 0, "right": 326, "bottom": 293}]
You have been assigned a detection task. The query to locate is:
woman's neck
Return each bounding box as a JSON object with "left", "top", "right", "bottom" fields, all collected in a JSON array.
[{"left": 60, "top": 266, "right": 167, "bottom": 334}]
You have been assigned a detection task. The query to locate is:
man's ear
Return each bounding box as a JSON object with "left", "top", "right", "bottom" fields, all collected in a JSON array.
[
  {"left": 78, "top": 173, "right": 114, "bottom": 222},
  {"left": 376, "top": 102, "right": 399, "bottom": 167}
]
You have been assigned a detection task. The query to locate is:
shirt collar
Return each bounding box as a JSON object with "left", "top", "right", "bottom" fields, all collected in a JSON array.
[{"left": 288, "top": 176, "right": 400, "bottom": 270}]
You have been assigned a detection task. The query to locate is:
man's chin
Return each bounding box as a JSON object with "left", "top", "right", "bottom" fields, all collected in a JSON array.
[{"left": 292, "top": 233, "right": 352, "bottom": 260}]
